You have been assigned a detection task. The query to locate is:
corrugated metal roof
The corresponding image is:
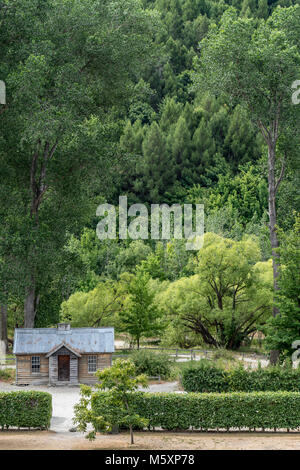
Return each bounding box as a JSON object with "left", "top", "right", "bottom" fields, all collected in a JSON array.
[{"left": 13, "top": 327, "right": 115, "bottom": 354}]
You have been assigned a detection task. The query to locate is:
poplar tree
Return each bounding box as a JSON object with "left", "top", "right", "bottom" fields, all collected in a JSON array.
[
  {"left": 192, "top": 5, "right": 300, "bottom": 363},
  {"left": 0, "top": 0, "right": 160, "bottom": 327}
]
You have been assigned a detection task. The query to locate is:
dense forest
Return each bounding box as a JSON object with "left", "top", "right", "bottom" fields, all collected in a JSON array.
[{"left": 0, "top": 0, "right": 299, "bottom": 360}]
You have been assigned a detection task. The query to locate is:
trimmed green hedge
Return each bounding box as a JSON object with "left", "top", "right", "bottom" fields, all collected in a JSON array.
[
  {"left": 181, "top": 362, "right": 300, "bottom": 393},
  {"left": 92, "top": 391, "right": 300, "bottom": 431},
  {"left": 0, "top": 391, "right": 52, "bottom": 429}
]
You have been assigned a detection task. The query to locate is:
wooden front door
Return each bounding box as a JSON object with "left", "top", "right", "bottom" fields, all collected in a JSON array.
[{"left": 58, "top": 355, "right": 70, "bottom": 381}]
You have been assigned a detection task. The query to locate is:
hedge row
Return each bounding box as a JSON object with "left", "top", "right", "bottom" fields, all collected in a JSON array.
[
  {"left": 181, "top": 362, "right": 300, "bottom": 393},
  {"left": 0, "top": 391, "right": 52, "bottom": 429},
  {"left": 92, "top": 391, "right": 300, "bottom": 431}
]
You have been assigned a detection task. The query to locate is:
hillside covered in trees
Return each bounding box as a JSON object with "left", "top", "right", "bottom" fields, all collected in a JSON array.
[{"left": 0, "top": 0, "right": 299, "bottom": 360}]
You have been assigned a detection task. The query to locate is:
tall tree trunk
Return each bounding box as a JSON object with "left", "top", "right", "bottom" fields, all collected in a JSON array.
[
  {"left": 0, "top": 304, "right": 8, "bottom": 353},
  {"left": 267, "top": 139, "right": 280, "bottom": 365},
  {"left": 23, "top": 140, "right": 57, "bottom": 328},
  {"left": 24, "top": 276, "right": 39, "bottom": 328}
]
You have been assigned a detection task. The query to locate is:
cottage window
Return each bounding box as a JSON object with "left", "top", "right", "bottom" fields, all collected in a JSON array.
[
  {"left": 88, "top": 355, "right": 97, "bottom": 373},
  {"left": 31, "top": 356, "right": 40, "bottom": 373}
]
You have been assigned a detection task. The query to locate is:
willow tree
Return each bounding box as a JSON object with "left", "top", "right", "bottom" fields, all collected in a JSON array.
[
  {"left": 158, "top": 233, "right": 273, "bottom": 350},
  {"left": 0, "top": 0, "right": 160, "bottom": 327},
  {"left": 192, "top": 5, "right": 300, "bottom": 362}
]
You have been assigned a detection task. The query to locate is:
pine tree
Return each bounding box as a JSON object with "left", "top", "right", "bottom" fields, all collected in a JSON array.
[
  {"left": 159, "top": 97, "right": 183, "bottom": 133},
  {"left": 141, "top": 122, "right": 176, "bottom": 202},
  {"left": 168, "top": 115, "right": 192, "bottom": 183},
  {"left": 224, "top": 105, "right": 263, "bottom": 170},
  {"left": 119, "top": 270, "right": 163, "bottom": 348},
  {"left": 190, "top": 118, "right": 216, "bottom": 185},
  {"left": 257, "top": 0, "right": 268, "bottom": 19}
]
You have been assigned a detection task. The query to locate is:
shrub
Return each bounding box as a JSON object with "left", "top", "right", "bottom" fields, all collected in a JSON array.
[
  {"left": 130, "top": 350, "right": 172, "bottom": 379},
  {"left": 181, "top": 360, "right": 229, "bottom": 392},
  {"left": 0, "top": 391, "right": 52, "bottom": 429},
  {"left": 92, "top": 391, "right": 300, "bottom": 431},
  {"left": 181, "top": 362, "right": 300, "bottom": 393}
]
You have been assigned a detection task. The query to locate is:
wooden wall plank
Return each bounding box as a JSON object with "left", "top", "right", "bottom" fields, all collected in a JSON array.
[{"left": 15, "top": 352, "right": 112, "bottom": 385}]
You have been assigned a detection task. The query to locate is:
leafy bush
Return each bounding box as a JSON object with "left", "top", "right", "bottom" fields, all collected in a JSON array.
[
  {"left": 0, "top": 391, "right": 52, "bottom": 429},
  {"left": 180, "top": 360, "right": 228, "bottom": 392},
  {"left": 181, "top": 362, "right": 300, "bottom": 393},
  {"left": 92, "top": 391, "right": 300, "bottom": 431},
  {"left": 129, "top": 350, "right": 172, "bottom": 379}
]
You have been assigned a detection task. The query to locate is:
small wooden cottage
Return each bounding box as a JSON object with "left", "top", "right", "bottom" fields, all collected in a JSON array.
[{"left": 13, "top": 323, "right": 114, "bottom": 385}]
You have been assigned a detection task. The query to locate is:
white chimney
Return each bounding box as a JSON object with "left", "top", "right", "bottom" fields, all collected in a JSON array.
[{"left": 57, "top": 323, "right": 70, "bottom": 331}]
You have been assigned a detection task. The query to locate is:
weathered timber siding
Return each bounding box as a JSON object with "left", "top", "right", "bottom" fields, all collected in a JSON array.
[
  {"left": 16, "top": 352, "right": 112, "bottom": 385},
  {"left": 78, "top": 354, "right": 112, "bottom": 384},
  {"left": 49, "top": 355, "right": 58, "bottom": 385},
  {"left": 49, "top": 347, "right": 78, "bottom": 384},
  {"left": 70, "top": 357, "right": 78, "bottom": 384},
  {"left": 15, "top": 354, "right": 49, "bottom": 385}
]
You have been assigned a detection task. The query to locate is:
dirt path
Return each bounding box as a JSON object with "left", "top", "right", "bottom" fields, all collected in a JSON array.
[{"left": 1, "top": 430, "right": 300, "bottom": 450}]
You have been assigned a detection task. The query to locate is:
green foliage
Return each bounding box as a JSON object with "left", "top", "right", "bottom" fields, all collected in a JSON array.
[
  {"left": 0, "top": 0, "right": 160, "bottom": 326},
  {"left": 190, "top": 165, "right": 268, "bottom": 228},
  {"left": 60, "top": 280, "right": 121, "bottom": 327},
  {"left": 157, "top": 233, "right": 273, "bottom": 349},
  {"left": 67, "top": 231, "right": 152, "bottom": 282},
  {"left": 120, "top": 93, "right": 265, "bottom": 204},
  {"left": 181, "top": 361, "right": 300, "bottom": 393},
  {"left": 108, "top": 241, "right": 152, "bottom": 279},
  {"left": 160, "top": 321, "right": 200, "bottom": 349},
  {"left": 130, "top": 349, "right": 172, "bottom": 378},
  {"left": 73, "top": 359, "right": 149, "bottom": 444},
  {"left": 140, "top": 240, "right": 194, "bottom": 281},
  {"left": 0, "top": 391, "right": 52, "bottom": 429},
  {"left": 92, "top": 390, "right": 300, "bottom": 431},
  {"left": 192, "top": 4, "right": 300, "bottom": 337},
  {"left": 2, "top": 0, "right": 299, "bottom": 338},
  {"left": 181, "top": 360, "right": 229, "bottom": 392},
  {"left": 264, "top": 214, "right": 300, "bottom": 357},
  {"left": 118, "top": 270, "right": 163, "bottom": 347},
  {"left": 193, "top": 5, "right": 300, "bottom": 134},
  {"left": 141, "top": 121, "right": 176, "bottom": 202}
]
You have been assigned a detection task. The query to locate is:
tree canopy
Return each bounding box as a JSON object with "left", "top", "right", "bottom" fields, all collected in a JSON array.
[{"left": 1, "top": 0, "right": 299, "bottom": 358}]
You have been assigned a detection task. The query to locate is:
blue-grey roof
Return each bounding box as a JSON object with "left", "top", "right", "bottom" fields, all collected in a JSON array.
[{"left": 13, "top": 327, "right": 114, "bottom": 354}]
